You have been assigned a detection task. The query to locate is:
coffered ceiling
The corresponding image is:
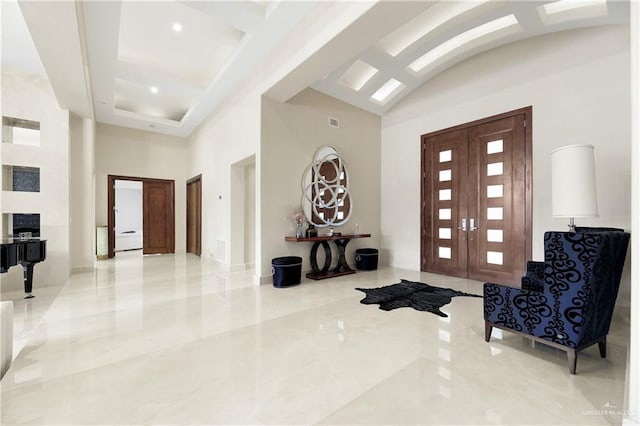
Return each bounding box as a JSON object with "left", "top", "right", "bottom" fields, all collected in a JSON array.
[
  {"left": 2, "top": 1, "right": 630, "bottom": 138},
  {"left": 8, "top": 0, "right": 318, "bottom": 136}
]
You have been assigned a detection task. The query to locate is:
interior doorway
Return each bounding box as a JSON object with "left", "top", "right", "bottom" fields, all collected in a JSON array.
[
  {"left": 114, "top": 180, "right": 143, "bottom": 253},
  {"left": 107, "top": 175, "right": 175, "bottom": 258},
  {"left": 230, "top": 156, "right": 256, "bottom": 270},
  {"left": 186, "top": 175, "right": 202, "bottom": 256},
  {"left": 421, "top": 107, "right": 532, "bottom": 285}
]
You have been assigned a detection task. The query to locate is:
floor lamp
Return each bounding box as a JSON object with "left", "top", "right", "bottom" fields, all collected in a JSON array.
[{"left": 551, "top": 144, "right": 599, "bottom": 232}]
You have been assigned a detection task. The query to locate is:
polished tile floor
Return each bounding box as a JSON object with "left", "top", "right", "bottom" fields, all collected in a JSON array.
[{"left": 0, "top": 252, "right": 630, "bottom": 425}]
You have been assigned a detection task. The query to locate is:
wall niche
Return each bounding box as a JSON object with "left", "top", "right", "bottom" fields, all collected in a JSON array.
[
  {"left": 2, "top": 213, "right": 41, "bottom": 238},
  {"left": 2, "top": 116, "right": 40, "bottom": 146},
  {"left": 2, "top": 165, "right": 40, "bottom": 192}
]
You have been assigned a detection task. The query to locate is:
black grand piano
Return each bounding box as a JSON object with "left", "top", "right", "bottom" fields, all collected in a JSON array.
[{"left": 0, "top": 238, "right": 46, "bottom": 298}]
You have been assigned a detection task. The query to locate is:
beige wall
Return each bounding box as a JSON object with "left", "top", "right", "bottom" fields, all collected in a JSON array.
[
  {"left": 1, "top": 70, "right": 70, "bottom": 292},
  {"left": 94, "top": 123, "right": 189, "bottom": 252},
  {"left": 261, "top": 88, "right": 381, "bottom": 279},
  {"left": 188, "top": 93, "right": 261, "bottom": 268},
  {"left": 188, "top": 86, "right": 381, "bottom": 281},
  {"left": 381, "top": 25, "right": 631, "bottom": 299},
  {"left": 185, "top": 1, "right": 380, "bottom": 279}
]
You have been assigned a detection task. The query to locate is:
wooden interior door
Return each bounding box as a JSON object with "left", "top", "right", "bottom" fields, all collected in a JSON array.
[
  {"left": 143, "top": 180, "right": 175, "bottom": 255},
  {"left": 186, "top": 175, "right": 202, "bottom": 256},
  {"left": 108, "top": 175, "right": 175, "bottom": 258},
  {"left": 467, "top": 114, "right": 527, "bottom": 283},
  {"left": 421, "top": 107, "right": 531, "bottom": 285},
  {"left": 422, "top": 128, "right": 469, "bottom": 278}
]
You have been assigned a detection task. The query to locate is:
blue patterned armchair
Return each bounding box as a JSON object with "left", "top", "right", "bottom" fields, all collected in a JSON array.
[{"left": 483, "top": 228, "right": 630, "bottom": 374}]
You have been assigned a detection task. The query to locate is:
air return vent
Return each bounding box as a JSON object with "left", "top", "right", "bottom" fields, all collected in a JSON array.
[{"left": 329, "top": 117, "right": 339, "bottom": 128}]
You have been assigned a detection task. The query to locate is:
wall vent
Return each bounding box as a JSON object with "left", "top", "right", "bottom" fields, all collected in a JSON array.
[{"left": 329, "top": 117, "right": 339, "bottom": 128}]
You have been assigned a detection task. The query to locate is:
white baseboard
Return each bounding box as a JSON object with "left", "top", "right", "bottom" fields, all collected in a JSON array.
[
  {"left": 259, "top": 274, "right": 273, "bottom": 285},
  {"left": 229, "top": 263, "right": 246, "bottom": 272},
  {"left": 71, "top": 266, "right": 95, "bottom": 274},
  {"left": 229, "top": 262, "right": 256, "bottom": 272}
]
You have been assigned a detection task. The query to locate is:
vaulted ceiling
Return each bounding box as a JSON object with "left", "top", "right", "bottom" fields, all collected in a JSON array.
[{"left": 2, "top": 0, "right": 630, "bottom": 138}]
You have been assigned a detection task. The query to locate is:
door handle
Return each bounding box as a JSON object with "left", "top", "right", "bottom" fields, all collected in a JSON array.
[
  {"left": 457, "top": 218, "right": 467, "bottom": 232},
  {"left": 469, "top": 218, "right": 478, "bottom": 231}
]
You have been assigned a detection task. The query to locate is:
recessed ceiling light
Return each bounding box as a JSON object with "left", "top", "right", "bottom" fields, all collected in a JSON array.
[
  {"left": 542, "top": 0, "right": 607, "bottom": 15},
  {"left": 370, "top": 78, "right": 405, "bottom": 103},
  {"left": 538, "top": 0, "right": 608, "bottom": 24},
  {"left": 338, "top": 60, "right": 379, "bottom": 91},
  {"left": 408, "top": 14, "right": 519, "bottom": 73},
  {"left": 172, "top": 22, "right": 182, "bottom": 32},
  {"left": 378, "top": 1, "right": 489, "bottom": 57},
  {"left": 150, "top": 86, "right": 158, "bottom": 94}
]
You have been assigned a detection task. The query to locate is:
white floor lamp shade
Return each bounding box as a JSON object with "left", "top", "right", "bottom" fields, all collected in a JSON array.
[{"left": 551, "top": 144, "right": 599, "bottom": 231}]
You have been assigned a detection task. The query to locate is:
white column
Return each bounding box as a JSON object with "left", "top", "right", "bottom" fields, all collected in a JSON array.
[
  {"left": 82, "top": 117, "right": 96, "bottom": 268},
  {"left": 69, "top": 115, "right": 96, "bottom": 272}
]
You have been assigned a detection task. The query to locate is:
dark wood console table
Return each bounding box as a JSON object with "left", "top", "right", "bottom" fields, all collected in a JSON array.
[{"left": 284, "top": 234, "right": 371, "bottom": 280}]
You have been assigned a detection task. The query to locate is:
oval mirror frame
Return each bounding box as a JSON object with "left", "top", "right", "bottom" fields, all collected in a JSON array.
[{"left": 301, "top": 145, "right": 352, "bottom": 227}]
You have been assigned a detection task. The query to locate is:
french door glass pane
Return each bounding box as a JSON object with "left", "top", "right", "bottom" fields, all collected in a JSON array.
[
  {"left": 439, "top": 228, "right": 451, "bottom": 239},
  {"left": 487, "top": 140, "right": 503, "bottom": 154},
  {"left": 487, "top": 229, "right": 503, "bottom": 242},
  {"left": 487, "top": 162, "right": 503, "bottom": 176},
  {"left": 439, "top": 208, "right": 452, "bottom": 220},
  {"left": 487, "top": 251, "right": 503, "bottom": 265},
  {"left": 487, "top": 207, "right": 503, "bottom": 220},
  {"left": 439, "top": 189, "right": 452, "bottom": 201},
  {"left": 439, "top": 247, "right": 452, "bottom": 259},
  {"left": 487, "top": 184, "right": 503, "bottom": 198}
]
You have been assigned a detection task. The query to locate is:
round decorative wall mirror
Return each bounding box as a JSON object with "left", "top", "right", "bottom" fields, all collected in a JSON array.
[{"left": 301, "top": 145, "right": 352, "bottom": 227}]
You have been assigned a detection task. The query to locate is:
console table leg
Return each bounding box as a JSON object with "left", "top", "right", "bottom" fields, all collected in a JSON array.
[
  {"left": 310, "top": 241, "right": 332, "bottom": 274},
  {"left": 333, "top": 239, "right": 354, "bottom": 274}
]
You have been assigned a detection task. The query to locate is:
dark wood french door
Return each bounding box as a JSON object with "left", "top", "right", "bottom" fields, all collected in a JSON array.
[
  {"left": 108, "top": 175, "right": 175, "bottom": 258},
  {"left": 186, "top": 175, "right": 202, "bottom": 256},
  {"left": 421, "top": 107, "right": 532, "bottom": 285}
]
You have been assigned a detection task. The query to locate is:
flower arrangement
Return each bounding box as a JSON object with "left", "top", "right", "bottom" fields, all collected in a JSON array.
[
  {"left": 293, "top": 212, "right": 306, "bottom": 238},
  {"left": 293, "top": 212, "right": 306, "bottom": 224}
]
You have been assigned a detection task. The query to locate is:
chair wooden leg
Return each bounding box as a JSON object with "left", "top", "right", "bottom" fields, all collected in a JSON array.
[
  {"left": 567, "top": 349, "right": 577, "bottom": 374},
  {"left": 485, "top": 322, "right": 492, "bottom": 342},
  {"left": 598, "top": 337, "right": 607, "bottom": 358}
]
